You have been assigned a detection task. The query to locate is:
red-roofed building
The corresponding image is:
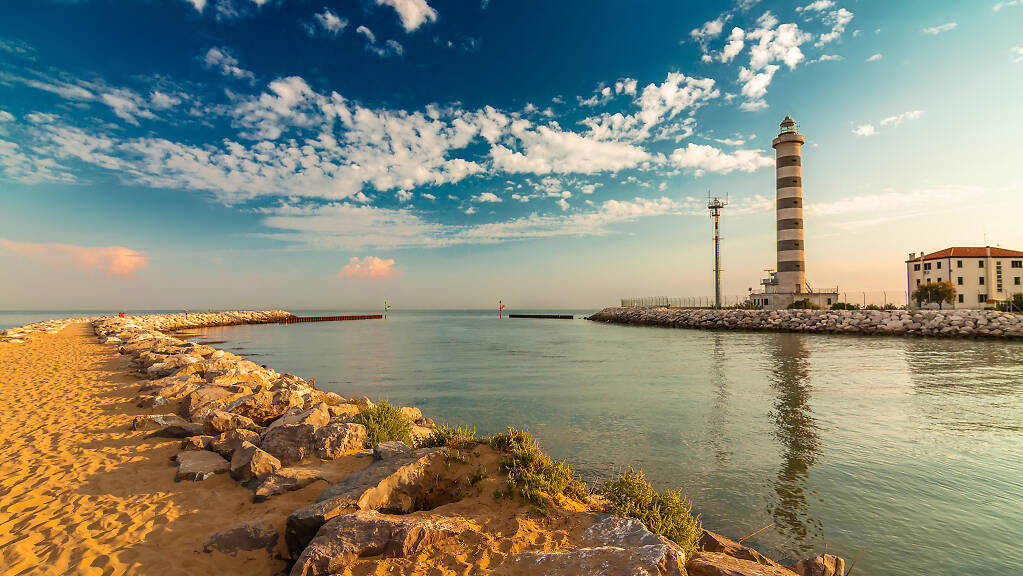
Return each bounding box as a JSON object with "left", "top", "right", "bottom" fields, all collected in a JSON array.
[{"left": 906, "top": 247, "right": 1023, "bottom": 309}]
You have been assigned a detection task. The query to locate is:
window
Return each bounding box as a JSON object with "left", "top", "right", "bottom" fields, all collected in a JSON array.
[
  {"left": 927, "top": 278, "right": 932, "bottom": 284},
  {"left": 937, "top": 277, "right": 942, "bottom": 282},
  {"left": 957, "top": 277, "right": 963, "bottom": 285},
  {"left": 937, "top": 261, "right": 942, "bottom": 269},
  {"left": 827, "top": 298, "right": 832, "bottom": 305},
  {"left": 916, "top": 279, "right": 921, "bottom": 286},
  {"left": 924, "top": 262, "right": 932, "bottom": 270},
  {"left": 957, "top": 260, "right": 963, "bottom": 268},
  {"left": 914, "top": 263, "right": 921, "bottom": 271},
  {"left": 763, "top": 298, "right": 769, "bottom": 305},
  {"left": 979, "top": 277, "right": 985, "bottom": 285},
  {"left": 979, "top": 260, "right": 985, "bottom": 268},
  {"left": 1016, "top": 277, "right": 1021, "bottom": 286},
  {"left": 1013, "top": 260, "right": 1022, "bottom": 268},
  {"left": 979, "top": 294, "right": 988, "bottom": 303},
  {"left": 958, "top": 294, "right": 964, "bottom": 303}
]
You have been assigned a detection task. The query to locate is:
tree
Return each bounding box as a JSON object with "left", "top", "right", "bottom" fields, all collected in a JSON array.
[{"left": 913, "top": 281, "right": 957, "bottom": 309}]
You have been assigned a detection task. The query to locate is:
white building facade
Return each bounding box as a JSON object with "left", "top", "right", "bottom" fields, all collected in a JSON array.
[{"left": 906, "top": 247, "right": 1023, "bottom": 309}]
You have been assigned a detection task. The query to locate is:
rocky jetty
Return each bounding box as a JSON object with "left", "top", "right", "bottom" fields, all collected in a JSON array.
[
  {"left": 6, "top": 310, "right": 846, "bottom": 575},
  {"left": 1, "top": 316, "right": 100, "bottom": 344},
  {"left": 588, "top": 306, "right": 1023, "bottom": 339}
]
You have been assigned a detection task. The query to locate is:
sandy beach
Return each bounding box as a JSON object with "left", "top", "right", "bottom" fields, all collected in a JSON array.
[{"left": 0, "top": 322, "right": 355, "bottom": 575}]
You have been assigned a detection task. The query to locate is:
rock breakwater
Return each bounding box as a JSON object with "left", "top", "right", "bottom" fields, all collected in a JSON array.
[{"left": 587, "top": 307, "right": 1023, "bottom": 339}]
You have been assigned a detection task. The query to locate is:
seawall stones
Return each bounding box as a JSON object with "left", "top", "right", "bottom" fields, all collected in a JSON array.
[{"left": 586, "top": 307, "right": 1023, "bottom": 339}]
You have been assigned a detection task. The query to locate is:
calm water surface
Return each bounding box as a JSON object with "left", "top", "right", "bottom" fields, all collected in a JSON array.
[{"left": 181, "top": 310, "right": 1020, "bottom": 575}]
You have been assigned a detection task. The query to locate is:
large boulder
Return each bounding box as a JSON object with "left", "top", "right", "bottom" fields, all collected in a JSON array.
[
  {"left": 260, "top": 404, "right": 330, "bottom": 466},
  {"left": 687, "top": 552, "right": 799, "bottom": 576},
  {"left": 228, "top": 390, "right": 304, "bottom": 425},
  {"left": 149, "top": 422, "right": 204, "bottom": 438},
  {"left": 203, "top": 410, "right": 262, "bottom": 435},
  {"left": 147, "top": 354, "right": 203, "bottom": 379},
  {"left": 203, "top": 519, "right": 279, "bottom": 555},
  {"left": 211, "top": 429, "right": 262, "bottom": 459},
  {"left": 184, "top": 386, "right": 244, "bottom": 420},
  {"left": 290, "top": 511, "right": 466, "bottom": 576},
  {"left": 254, "top": 468, "right": 329, "bottom": 502},
  {"left": 131, "top": 413, "right": 190, "bottom": 431},
  {"left": 700, "top": 530, "right": 785, "bottom": 568},
  {"left": 792, "top": 554, "right": 845, "bottom": 576},
  {"left": 286, "top": 449, "right": 439, "bottom": 557},
  {"left": 327, "top": 403, "right": 361, "bottom": 420},
  {"left": 230, "top": 441, "right": 281, "bottom": 483},
  {"left": 174, "top": 450, "right": 229, "bottom": 482},
  {"left": 373, "top": 441, "right": 412, "bottom": 460},
  {"left": 181, "top": 435, "right": 215, "bottom": 451},
  {"left": 510, "top": 514, "right": 687, "bottom": 576},
  {"left": 314, "top": 422, "right": 368, "bottom": 459}
]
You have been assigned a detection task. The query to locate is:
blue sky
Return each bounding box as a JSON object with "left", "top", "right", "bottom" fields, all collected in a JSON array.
[{"left": 1, "top": 0, "right": 1021, "bottom": 310}]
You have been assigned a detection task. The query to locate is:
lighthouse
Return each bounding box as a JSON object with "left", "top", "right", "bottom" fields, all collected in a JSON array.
[
  {"left": 773, "top": 116, "right": 807, "bottom": 294},
  {"left": 749, "top": 116, "right": 838, "bottom": 310}
]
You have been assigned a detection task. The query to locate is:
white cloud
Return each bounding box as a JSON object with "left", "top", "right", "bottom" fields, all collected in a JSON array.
[
  {"left": 851, "top": 124, "right": 876, "bottom": 137},
  {"left": 853, "top": 110, "right": 922, "bottom": 137},
  {"left": 356, "top": 26, "right": 376, "bottom": 44},
  {"left": 691, "top": 16, "right": 729, "bottom": 51},
  {"left": 491, "top": 123, "right": 651, "bottom": 175},
  {"left": 796, "top": 0, "right": 834, "bottom": 11},
  {"left": 338, "top": 256, "right": 396, "bottom": 280},
  {"left": 721, "top": 27, "right": 746, "bottom": 62},
  {"left": 313, "top": 8, "right": 347, "bottom": 36},
  {"left": 668, "top": 143, "right": 773, "bottom": 175},
  {"left": 580, "top": 72, "right": 718, "bottom": 141},
  {"left": 182, "top": 0, "right": 206, "bottom": 11},
  {"left": 735, "top": 12, "right": 810, "bottom": 109},
  {"left": 994, "top": 1, "right": 1022, "bottom": 10},
  {"left": 923, "top": 22, "right": 957, "bottom": 35},
  {"left": 806, "top": 185, "right": 982, "bottom": 217},
  {"left": 202, "top": 47, "right": 254, "bottom": 82},
  {"left": 816, "top": 8, "right": 853, "bottom": 46},
  {"left": 421, "top": 192, "right": 436, "bottom": 200},
  {"left": 556, "top": 197, "right": 570, "bottom": 211},
  {"left": 879, "top": 110, "right": 923, "bottom": 127},
  {"left": 396, "top": 189, "right": 413, "bottom": 202},
  {"left": 866, "top": 53, "right": 883, "bottom": 62},
  {"left": 713, "top": 137, "right": 746, "bottom": 146},
  {"left": 375, "top": 0, "right": 438, "bottom": 32},
  {"left": 0, "top": 110, "right": 15, "bottom": 122},
  {"left": 261, "top": 196, "right": 685, "bottom": 249},
  {"left": 474, "top": 192, "right": 502, "bottom": 203},
  {"left": 812, "top": 54, "right": 843, "bottom": 63},
  {"left": 0, "top": 138, "right": 75, "bottom": 184},
  {"left": 1014, "top": 47, "right": 1023, "bottom": 62}
]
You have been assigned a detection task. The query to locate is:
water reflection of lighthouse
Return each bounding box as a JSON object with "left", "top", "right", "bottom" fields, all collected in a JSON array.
[{"left": 766, "top": 333, "right": 823, "bottom": 556}]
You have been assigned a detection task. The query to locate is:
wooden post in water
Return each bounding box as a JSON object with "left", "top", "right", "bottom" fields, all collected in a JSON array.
[{"left": 499, "top": 300, "right": 506, "bottom": 318}]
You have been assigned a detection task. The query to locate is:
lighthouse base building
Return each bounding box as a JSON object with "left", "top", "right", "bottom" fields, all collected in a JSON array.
[{"left": 748, "top": 116, "right": 838, "bottom": 311}]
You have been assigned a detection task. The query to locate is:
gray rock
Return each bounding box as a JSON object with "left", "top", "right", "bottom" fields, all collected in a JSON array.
[
  {"left": 512, "top": 544, "right": 686, "bottom": 576},
  {"left": 203, "top": 519, "right": 279, "bottom": 555},
  {"left": 149, "top": 422, "right": 205, "bottom": 438},
  {"left": 289, "top": 511, "right": 465, "bottom": 576},
  {"left": 373, "top": 441, "right": 412, "bottom": 460},
  {"left": 175, "top": 450, "right": 229, "bottom": 482},
  {"left": 260, "top": 405, "right": 330, "bottom": 466},
  {"left": 181, "top": 435, "right": 215, "bottom": 451},
  {"left": 315, "top": 422, "right": 368, "bottom": 460},
  {"left": 687, "top": 552, "right": 798, "bottom": 576},
  {"left": 230, "top": 441, "right": 281, "bottom": 483},
  {"left": 254, "top": 467, "right": 329, "bottom": 502},
  {"left": 131, "top": 413, "right": 191, "bottom": 431},
  {"left": 285, "top": 449, "right": 439, "bottom": 558},
  {"left": 211, "top": 429, "right": 262, "bottom": 459},
  {"left": 792, "top": 554, "right": 846, "bottom": 576},
  {"left": 202, "top": 409, "right": 262, "bottom": 435}
]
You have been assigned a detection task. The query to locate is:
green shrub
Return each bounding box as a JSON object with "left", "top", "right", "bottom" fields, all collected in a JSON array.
[
  {"left": 353, "top": 400, "right": 413, "bottom": 448},
  {"left": 419, "top": 424, "right": 478, "bottom": 450},
  {"left": 995, "top": 293, "right": 1023, "bottom": 313},
  {"left": 830, "top": 302, "right": 859, "bottom": 310},
  {"left": 729, "top": 301, "right": 762, "bottom": 310},
  {"left": 788, "top": 299, "right": 820, "bottom": 310},
  {"left": 600, "top": 467, "right": 703, "bottom": 559},
  {"left": 488, "top": 428, "right": 588, "bottom": 513}
]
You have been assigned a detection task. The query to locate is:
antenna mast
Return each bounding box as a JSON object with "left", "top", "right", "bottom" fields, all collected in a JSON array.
[{"left": 707, "top": 193, "right": 728, "bottom": 309}]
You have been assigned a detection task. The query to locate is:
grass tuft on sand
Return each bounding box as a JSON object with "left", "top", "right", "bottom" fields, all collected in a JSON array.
[
  {"left": 488, "top": 427, "right": 588, "bottom": 514},
  {"left": 353, "top": 400, "right": 413, "bottom": 448},
  {"left": 599, "top": 466, "right": 703, "bottom": 558}
]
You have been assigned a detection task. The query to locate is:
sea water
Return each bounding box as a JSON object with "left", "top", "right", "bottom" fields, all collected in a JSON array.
[{"left": 140, "top": 310, "right": 1023, "bottom": 575}]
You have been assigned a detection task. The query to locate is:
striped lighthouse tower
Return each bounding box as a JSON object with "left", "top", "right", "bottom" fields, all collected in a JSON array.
[{"left": 772, "top": 116, "right": 806, "bottom": 294}]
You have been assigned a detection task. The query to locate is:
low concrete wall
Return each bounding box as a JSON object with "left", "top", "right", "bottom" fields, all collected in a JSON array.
[{"left": 586, "top": 307, "right": 1023, "bottom": 339}]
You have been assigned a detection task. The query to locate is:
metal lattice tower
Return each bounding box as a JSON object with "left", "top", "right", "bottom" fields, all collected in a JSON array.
[{"left": 707, "top": 194, "right": 728, "bottom": 309}]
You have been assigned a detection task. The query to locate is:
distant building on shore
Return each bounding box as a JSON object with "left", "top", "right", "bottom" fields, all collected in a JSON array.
[
  {"left": 906, "top": 247, "right": 1023, "bottom": 309},
  {"left": 748, "top": 116, "right": 838, "bottom": 310}
]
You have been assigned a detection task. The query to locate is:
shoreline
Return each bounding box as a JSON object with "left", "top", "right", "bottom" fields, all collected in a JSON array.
[
  {"left": 586, "top": 306, "right": 1023, "bottom": 339},
  {"left": 2, "top": 311, "right": 845, "bottom": 576}
]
